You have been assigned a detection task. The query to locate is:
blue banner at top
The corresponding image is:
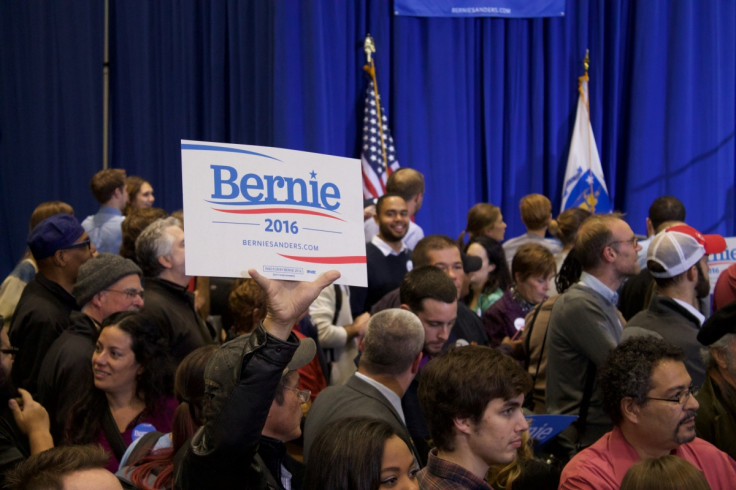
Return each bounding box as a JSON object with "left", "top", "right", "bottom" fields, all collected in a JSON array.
[{"left": 394, "top": 0, "right": 565, "bottom": 18}]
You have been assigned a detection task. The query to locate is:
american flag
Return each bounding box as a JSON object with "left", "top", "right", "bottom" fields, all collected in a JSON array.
[{"left": 361, "top": 80, "right": 400, "bottom": 199}]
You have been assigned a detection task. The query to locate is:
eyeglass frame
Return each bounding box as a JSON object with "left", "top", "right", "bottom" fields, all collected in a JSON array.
[
  {"left": 0, "top": 347, "right": 19, "bottom": 358},
  {"left": 282, "top": 385, "right": 311, "bottom": 404},
  {"left": 606, "top": 236, "right": 638, "bottom": 249},
  {"left": 645, "top": 384, "right": 699, "bottom": 405},
  {"left": 105, "top": 288, "right": 145, "bottom": 300},
  {"left": 62, "top": 239, "right": 91, "bottom": 251}
]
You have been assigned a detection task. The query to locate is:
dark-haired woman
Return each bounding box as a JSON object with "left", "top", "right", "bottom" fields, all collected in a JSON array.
[
  {"left": 304, "top": 417, "right": 419, "bottom": 490},
  {"left": 548, "top": 207, "right": 590, "bottom": 295},
  {"left": 464, "top": 236, "right": 512, "bottom": 315},
  {"left": 65, "top": 312, "right": 176, "bottom": 472}
]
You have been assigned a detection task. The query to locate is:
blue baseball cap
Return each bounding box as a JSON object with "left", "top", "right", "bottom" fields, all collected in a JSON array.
[{"left": 27, "top": 214, "right": 85, "bottom": 260}]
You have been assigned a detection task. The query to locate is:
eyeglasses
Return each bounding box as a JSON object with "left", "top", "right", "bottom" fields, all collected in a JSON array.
[
  {"left": 0, "top": 347, "right": 19, "bottom": 358},
  {"left": 63, "top": 239, "right": 91, "bottom": 251},
  {"left": 282, "top": 385, "right": 311, "bottom": 404},
  {"left": 607, "top": 236, "right": 638, "bottom": 248},
  {"left": 646, "top": 384, "right": 699, "bottom": 405},
  {"left": 105, "top": 288, "right": 145, "bottom": 300}
]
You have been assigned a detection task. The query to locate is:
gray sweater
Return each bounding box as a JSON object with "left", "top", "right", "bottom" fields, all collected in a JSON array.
[{"left": 546, "top": 283, "right": 622, "bottom": 448}]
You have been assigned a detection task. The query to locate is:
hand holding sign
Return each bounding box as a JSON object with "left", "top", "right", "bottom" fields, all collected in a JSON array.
[{"left": 249, "top": 268, "right": 341, "bottom": 340}]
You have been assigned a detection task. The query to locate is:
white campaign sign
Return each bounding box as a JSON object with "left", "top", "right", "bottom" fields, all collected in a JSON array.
[{"left": 181, "top": 140, "right": 367, "bottom": 286}]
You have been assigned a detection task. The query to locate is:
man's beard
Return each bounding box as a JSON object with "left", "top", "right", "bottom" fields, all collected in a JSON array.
[
  {"left": 379, "top": 223, "right": 407, "bottom": 243},
  {"left": 695, "top": 262, "right": 710, "bottom": 299},
  {"left": 674, "top": 410, "right": 698, "bottom": 445}
]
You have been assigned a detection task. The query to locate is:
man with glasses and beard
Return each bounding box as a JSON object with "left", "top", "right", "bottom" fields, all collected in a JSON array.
[
  {"left": 622, "top": 224, "right": 726, "bottom": 387},
  {"left": 560, "top": 337, "right": 736, "bottom": 490}
]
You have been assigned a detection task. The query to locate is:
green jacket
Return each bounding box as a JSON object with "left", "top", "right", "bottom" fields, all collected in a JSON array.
[{"left": 695, "top": 371, "right": 736, "bottom": 460}]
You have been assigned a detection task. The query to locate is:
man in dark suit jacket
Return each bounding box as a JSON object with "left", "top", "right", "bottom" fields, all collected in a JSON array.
[{"left": 303, "top": 308, "right": 424, "bottom": 464}]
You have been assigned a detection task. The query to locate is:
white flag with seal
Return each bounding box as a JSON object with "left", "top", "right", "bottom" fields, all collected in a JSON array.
[{"left": 560, "top": 68, "right": 612, "bottom": 214}]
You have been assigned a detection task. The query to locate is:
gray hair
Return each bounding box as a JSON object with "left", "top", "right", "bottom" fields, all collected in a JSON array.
[
  {"left": 361, "top": 309, "right": 425, "bottom": 376},
  {"left": 135, "top": 217, "right": 182, "bottom": 278},
  {"left": 702, "top": 333, "right": 736, "bottom": 370}
]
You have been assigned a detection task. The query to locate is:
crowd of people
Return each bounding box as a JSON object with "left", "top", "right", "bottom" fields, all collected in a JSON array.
[{"left": 0, "top": 166, "right": 735, "bottom": 489}]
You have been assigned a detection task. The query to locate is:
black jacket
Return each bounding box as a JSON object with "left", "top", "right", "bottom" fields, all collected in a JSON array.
[
  {"left": 37, "top": 310, "right": 97, "bottom": 441},
  {"left": 142, "top": 278, "right": 213, "bottom": 362},
  {"left": 623, "top": 295, "right": 705, "bottom": 386},
  {"left": 175, "top": 326, "right": 301, "bottom": 489},
  {"left": 9, "top": 274, "right": 78, "bottom": 394}
]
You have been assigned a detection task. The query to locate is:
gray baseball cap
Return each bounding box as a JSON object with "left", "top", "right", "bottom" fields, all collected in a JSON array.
[{"left": 204, "top": 330, "right": 315, "bottom": 400}]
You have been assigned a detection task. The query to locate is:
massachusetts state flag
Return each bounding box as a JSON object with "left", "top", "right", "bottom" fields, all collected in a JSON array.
[
  {"left": 560, "top": 70, "right": 612, "bottom": 214},
  {"left": 361, "top": 79, "right": 400, "bottom": 199}
]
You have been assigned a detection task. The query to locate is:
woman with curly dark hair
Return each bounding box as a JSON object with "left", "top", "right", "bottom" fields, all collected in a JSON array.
[{"left": 65, "top": 311, "right": 176, "bottom": 472}]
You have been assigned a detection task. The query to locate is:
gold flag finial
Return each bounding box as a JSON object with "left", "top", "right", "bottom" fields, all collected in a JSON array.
[
  {"left": 364, "top": 34, "right": 376, "bottom": 64},
  {"left": 583, "top": 49, "right": 590, "bottom": 77}
]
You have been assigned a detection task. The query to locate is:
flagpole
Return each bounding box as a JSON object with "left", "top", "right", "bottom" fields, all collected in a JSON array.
[
  {"left": 581, "top": 49, "right": 595, "bottom": 213},
  {"left": 363, "top": 34, "right": 390, "bottom": 178}
]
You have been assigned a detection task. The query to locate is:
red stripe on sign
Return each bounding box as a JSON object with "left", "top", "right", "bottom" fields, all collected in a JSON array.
[
  {"left": 278, "top": 254, "right": 367, "bottom": 264},
  {"left": 213, "top": 207, "right": 345, "bottom": 221}
]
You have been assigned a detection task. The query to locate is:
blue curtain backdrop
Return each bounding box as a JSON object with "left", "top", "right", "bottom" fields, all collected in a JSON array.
[
  {"left": 1, "top": 0, "right": 734, "bottom": 276},
  {"left": 0, "top": 0, "right": 104, "bottom": 273}
]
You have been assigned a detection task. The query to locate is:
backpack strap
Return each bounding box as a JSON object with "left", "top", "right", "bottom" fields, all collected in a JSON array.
[
  {"left": 522, "top": 302, "right": 545, "bottom": 410},
  {"left": 102, "top": 407, "right": 129, "bottom": 462},
  {"left": 574, "top": 362, "right": 597, "bottom": 448},
  {"left": 522, "top": 295, "right": 560, "bottom": 411},
  {"left": 254, "top": 453, "right": 280, "bottom": 488},
  {"left": 321, "top": 284, "right": 343, "bottom": 368},
  {"left": 126, "top": 431, "right": 165, "bottom": 466},
  {"left": 523, "top": 302, "right": 544, "bottom": 369},
  {"left": 332, "top": 284, "right": 342, "bottom": 326}
]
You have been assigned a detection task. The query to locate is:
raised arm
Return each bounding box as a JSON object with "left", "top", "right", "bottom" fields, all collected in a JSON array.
[
  {"left": 176, "top": 270, "right": 339, "bottom": 489},
  {"left": 249, "top": 268, "right": 341, "bottom": 340}
]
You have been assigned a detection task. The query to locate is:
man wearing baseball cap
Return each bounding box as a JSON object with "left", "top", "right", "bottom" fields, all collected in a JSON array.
[
  {"left": 9, "top": 214, "right": 95, "bottom": 394},
  {"left": 622, "top": 224, "right": 726, "bottom": 387},
  {"left": 695, "top": 300, "right": 736, "bottom": 459},
  {"left": 37, "top": 253, "right": 143, "bottom": 440},
  {"left": 176, "top": 268, "right": 339, "bottom": 489}
]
